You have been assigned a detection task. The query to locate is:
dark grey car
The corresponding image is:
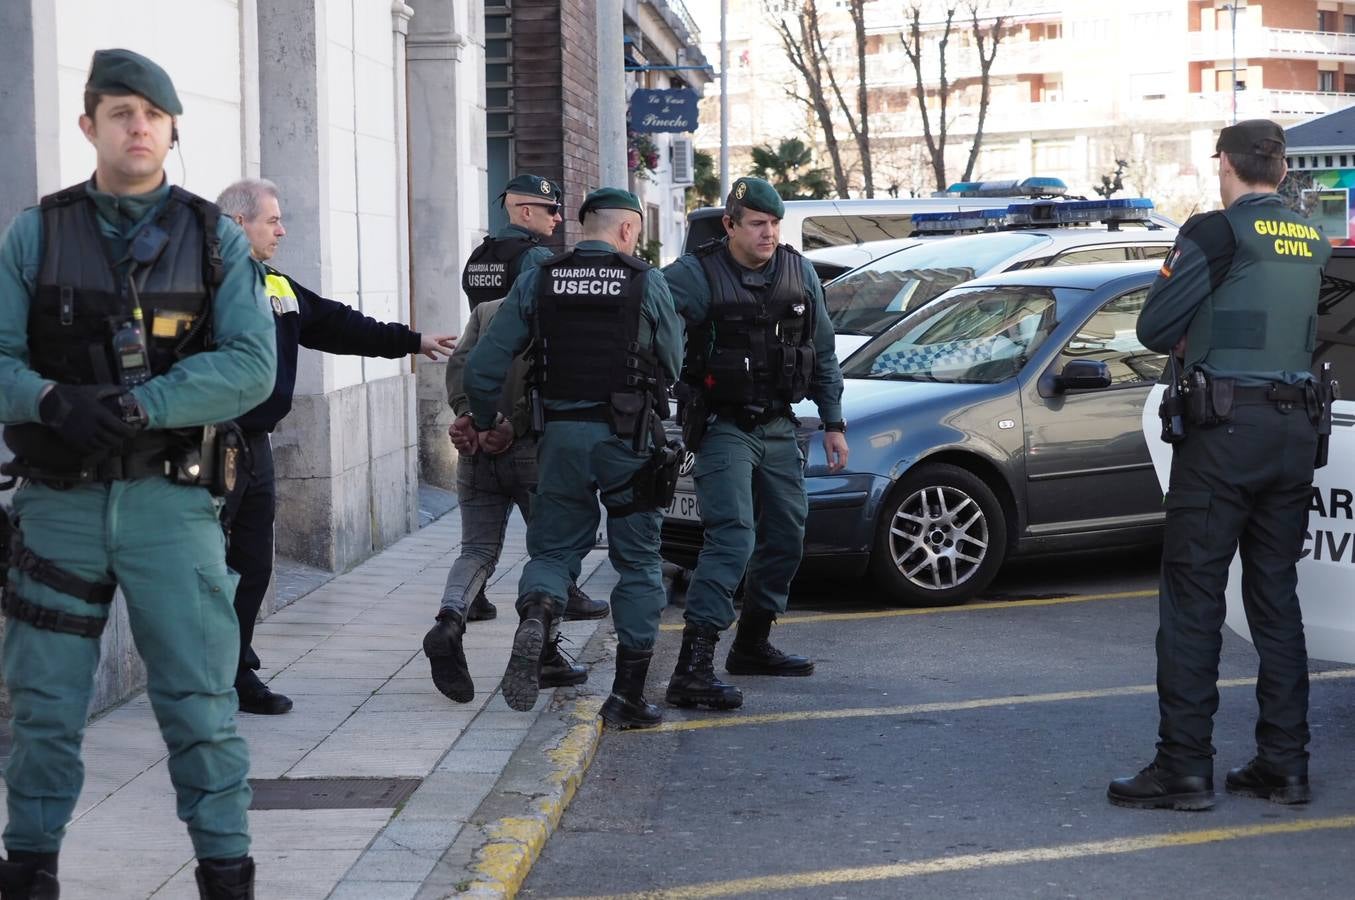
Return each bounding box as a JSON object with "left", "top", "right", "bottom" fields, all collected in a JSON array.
[{"left": 661, "top": 261, "right": 1168, "bottom": 607}]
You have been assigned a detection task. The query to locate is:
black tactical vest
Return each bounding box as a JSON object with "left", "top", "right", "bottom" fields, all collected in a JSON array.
[
  {"left": 685, "top": 241, "right": 815, "bottom": 410},
  {"left": 29, "top": 182, "right": 222, "bottom": 386},
  {"left": 462, "top": 233, "right": 539, "bottom": 309},
  {"left": 534, "top": 248, "right": 653, "bottom": 403}
]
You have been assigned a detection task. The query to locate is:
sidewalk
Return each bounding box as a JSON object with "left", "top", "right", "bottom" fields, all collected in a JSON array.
[{"left": 0, "top": 505, "right": 617, "bottom": 899}]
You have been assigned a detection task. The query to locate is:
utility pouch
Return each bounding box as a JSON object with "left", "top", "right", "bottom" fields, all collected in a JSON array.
[
  {"left": 608, "top": 391, "right": 648, "bottom": 444},
  {"left": 1158, "top": 354, "right": 1187, "bottom": 444},
  {"left": 167, "top": 422, "right": 245, "bottom": 497},
  {"left": 1185, "top": 369, "right": 1235, "bottom": 427}
]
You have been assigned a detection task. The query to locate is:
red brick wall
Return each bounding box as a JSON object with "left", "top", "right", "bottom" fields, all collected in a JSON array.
[
  {"left": 1261, "top": 1, "right": 1319, "bottom": 30},
  {"left": 1260, "top": 58, "right": 1320, "bottom": 90},
  {"left": 512, "top": 0, "right": 601, "bottom": 248}
]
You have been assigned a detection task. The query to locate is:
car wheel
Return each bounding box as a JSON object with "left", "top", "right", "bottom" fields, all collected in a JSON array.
[{"left": 869, "top": 463, "right": 1008, "bottom": 607}]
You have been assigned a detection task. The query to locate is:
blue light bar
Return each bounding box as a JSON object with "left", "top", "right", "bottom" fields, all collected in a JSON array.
[
  {"left": 941, "top": 178, "right": 1068, "bottom": 198},
  {"left": 912, "top": 208, "right": 1010, "bottom": 233},
  {"left": 1006, "top": 197, "right": 1154, "bottom": 226}
]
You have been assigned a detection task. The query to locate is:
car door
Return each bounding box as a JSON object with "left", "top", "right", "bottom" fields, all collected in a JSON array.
[{"left": 1021, "top": 286, "right": 1167, "bottom": 535}]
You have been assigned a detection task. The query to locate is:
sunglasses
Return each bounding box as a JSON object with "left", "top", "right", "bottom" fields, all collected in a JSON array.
[{"left": 514, "top": 202, "right": 561, "bottom": 216}]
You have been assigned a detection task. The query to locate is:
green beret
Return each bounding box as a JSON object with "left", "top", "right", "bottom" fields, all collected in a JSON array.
[
  {"left": 499, "top": 174, "right": 562, "bottom": 205},
  {"left": 85, "top": 48, "right": 182, "bottom": 116},
  {"left": 578, "top": 187, "right": 643, "bottom": 223},
  {"left": 728, "top": 177, "right": 784, "bottom": 219}
]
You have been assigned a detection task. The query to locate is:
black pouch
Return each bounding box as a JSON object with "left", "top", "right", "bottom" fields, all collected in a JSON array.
[
  {"left": 681, "top": 393, "right": 709, "bottom": 452},
  {"left": 1209, "top": 377, "right": 1235, "bottom": 422},
  {"left": 167, "top": 422, "right": 246, "bottom": 498},
  {"left": 608, "top": 391, "right": 648, "bottom": 443}
]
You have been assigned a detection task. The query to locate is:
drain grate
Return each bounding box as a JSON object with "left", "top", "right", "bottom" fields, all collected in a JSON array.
[{"left": 248, "top": 777, "right": 421, "bottom": 810}]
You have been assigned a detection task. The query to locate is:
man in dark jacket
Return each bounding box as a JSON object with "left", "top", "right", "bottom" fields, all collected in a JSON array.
[{"left": 216, "top": 178, "right": 457, "bottom": 715}]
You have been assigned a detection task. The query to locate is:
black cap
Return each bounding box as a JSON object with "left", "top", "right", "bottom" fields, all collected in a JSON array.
[
  {"left": 85, "top": 48, "right": 182, "bottom": 115},
  {"left": 1214, "top": 119, "right": 1286, "bottom": 160}
]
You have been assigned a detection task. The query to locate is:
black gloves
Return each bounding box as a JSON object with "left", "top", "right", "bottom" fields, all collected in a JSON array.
[{"left": 38, "top": 385, "right": 143, "bottom": 456}]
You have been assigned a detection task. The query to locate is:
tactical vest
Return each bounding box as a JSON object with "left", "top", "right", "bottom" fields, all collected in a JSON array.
[
  {"left": 28, "top": 182, "right": 222, "bottom": 386},
  {"left": 533, "top": 248, "right": 654, "bottom": 403},
  {"left": 684, "top": 241, "right": 815, "bottom": 411},
  {"left": 1185, "top": 198, "right": 1332, "bottom": 375},
  {"left": 462, "top": 233, "right": 539, "bottom": 309}
]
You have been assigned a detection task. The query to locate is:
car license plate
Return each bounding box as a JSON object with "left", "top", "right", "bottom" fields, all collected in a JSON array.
[{"left": 666, "top": 490, "right": 701, "bottom": 523}]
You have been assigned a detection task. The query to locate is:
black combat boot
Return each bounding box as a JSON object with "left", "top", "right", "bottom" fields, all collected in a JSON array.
[
  {"left": 501, "top": 592, "right": 555, "bottom": 711},
  {"left": 600, "top": 646, "right": 663, "bottom": 729},
  {"left": 540, "top": 622, "right": 589, "bottom": 688},
  {"left": 725, "top": 608, "right": 814, "bottom": 676},
  {"left": 665, "top": 624, "right": 743, "bottom": 710},
  {"left": 465, "top": 587, "right": 497, "bottom": 622},
  {"left": 563, "top": 582, "right": 609, "bottom": 620},
  {"left": 1226, "top": 757, "right": 1311, "bottom": 804},
  {"left": 422, "top": 613, "right": 474, "bottom": 703},
  {"left": 1107, "top": 763, "right": 1214, "bottom": 811},
  {"left": 194, "top": 855, "right": 254, "bottom": 900},
  {"left": 0, "top": 851, "right": 59, "bottom": 900}
]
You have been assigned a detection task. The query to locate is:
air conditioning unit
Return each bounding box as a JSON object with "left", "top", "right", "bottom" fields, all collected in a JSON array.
[{"left": 671, "top": 137, "right": 695, "bottom": 186}]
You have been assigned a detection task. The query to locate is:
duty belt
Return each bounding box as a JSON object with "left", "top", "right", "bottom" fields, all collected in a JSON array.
[
  {"left": 711, "top": 403, "right": 791, "bottom": 431},
  {"left": 543, "top": 407, "right": 611, "bottom": 424},
  {"left": 1231, "top": 383, "right": 1309, "bottom": 407}
]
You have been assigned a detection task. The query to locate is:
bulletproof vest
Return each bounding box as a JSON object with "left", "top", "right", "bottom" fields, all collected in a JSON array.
[
  {"left": 462, "top": 233, "right": 539, "bottom": 309},
  {"left": 1185, "top": 199, "right": 1332, "bottom": 375},
  {"left": 28, "top": 182, "right": 222, "bottom": 386},
  {"left": 533, "top": 248, "right": 652, "bottom": 403},
  {"left": 685, "top": 241, "right": 815, "bottom": 409}
]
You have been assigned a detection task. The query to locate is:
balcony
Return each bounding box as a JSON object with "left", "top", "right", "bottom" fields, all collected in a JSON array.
[
  {"left": 1187, "top": 27, "right": 1355, "bottom": 61},
  {"left": 864, "top": 38, "right": 1064, "bottom": 88}
]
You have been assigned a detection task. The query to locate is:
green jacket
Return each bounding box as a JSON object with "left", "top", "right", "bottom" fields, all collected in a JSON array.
[
  {"left": 663, "top": 244, "right": 844, "bottom": 423},
  {"left": 0, "top": 179, "right": 276, "bottom": 427},
  {"left": 465, "top": 240, "right": 683, "bottom": 430}
]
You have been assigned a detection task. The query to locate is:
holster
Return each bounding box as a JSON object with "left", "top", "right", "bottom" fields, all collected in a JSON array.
[
  {"left": 1315, "top": 363, "right": 1339, "bottom": 469},
  {"left": 609, "top": 390, "right": 650, "bottom": 447},
  {"left": 681, "top": 393, "right": 709, "bottom": 452},
  {"left": 607, "top": 413, "right": 685, "bottom": 516}
]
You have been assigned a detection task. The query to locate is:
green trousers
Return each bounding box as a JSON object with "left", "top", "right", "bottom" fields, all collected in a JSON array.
[
  {"left": 519, "top": 421, "right": 666, "bottom": 652},
  {"left": 3, "top": 478, "right": 250, "bottom": 860},
  {"left": 685, "top": 417, "right": 807, "bottom": 631}
]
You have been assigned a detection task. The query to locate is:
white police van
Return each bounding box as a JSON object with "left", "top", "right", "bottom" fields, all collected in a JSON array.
[{"left": 1141, "top": 246, "right": 1355, "bottom": 662}]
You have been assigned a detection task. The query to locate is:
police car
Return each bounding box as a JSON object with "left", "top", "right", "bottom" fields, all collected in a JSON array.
[
  {"left": 664, "top": 259, "right": 1171, "bottom": 607},
  {"left": 1143, "top": 245, "right": 1355, "bottom": 663},
  {"left": 827, "top": 198, "right": 1178, "bottom": 358}
]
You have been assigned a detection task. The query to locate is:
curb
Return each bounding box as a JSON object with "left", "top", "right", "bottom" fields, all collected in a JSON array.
[
  {"left": 416, "top": 630, "right": 616, "bottom": 900},
  {"left": 467, "top": 696, "right": 605, "bottom": 897}
]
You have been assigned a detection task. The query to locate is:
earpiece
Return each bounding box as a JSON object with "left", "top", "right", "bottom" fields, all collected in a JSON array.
[{"left": 171, "top": 125, "right": 180, "bottom": 147}]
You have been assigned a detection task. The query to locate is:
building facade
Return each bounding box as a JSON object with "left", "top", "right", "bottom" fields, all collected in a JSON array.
[{"left": 696, "top": 0, "right": 1355, "bottom": 219}]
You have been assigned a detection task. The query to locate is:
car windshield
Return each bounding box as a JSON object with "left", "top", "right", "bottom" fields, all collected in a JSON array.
[
  {"left": 843, "top": 284, "right": 1089, "bottom": 384},
  {"left": 825, "top": 232, "right": 1051, "bottom": 336}
]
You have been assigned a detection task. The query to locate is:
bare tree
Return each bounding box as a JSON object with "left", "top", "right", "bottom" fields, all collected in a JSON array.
[
  {"left": 765, "top": 0, "right": 878, "bottom": 198},
  {"left": 901, "top": 2, "right": 1008, "bottom": 191},
  {"left": 768, "top": 2, "right": 850, "bottom": 197}
]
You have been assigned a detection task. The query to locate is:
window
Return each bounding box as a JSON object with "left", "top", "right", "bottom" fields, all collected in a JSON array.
[
  {"left": 1321, "top": 71, "right": 1337, "bottom": 93},
  {"left": 1319, "top": 10, "right": 1337, "bottom": 32},
  {"left": 802, "top": 215, "right": 916, "bottom": 250},
  {"left": 1046, "top": 247, "right": 1131, "bottom": 267},
  {"left": 485, "top": 3, "right": 514, "bottom": 233},
  {"left": 1345, "top": 14, "right": 1355, "bottom": 33},
  {"left": 1059, "top": 289, "right": 1166, "bottom": 386},
  {"left": 1137, "top": 246, "right": 1172, "bottom": 260}
]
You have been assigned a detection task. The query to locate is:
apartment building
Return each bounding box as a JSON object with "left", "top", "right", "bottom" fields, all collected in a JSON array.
[{"left": 695, "top": 0, "right": 1355, "bottom": 218}]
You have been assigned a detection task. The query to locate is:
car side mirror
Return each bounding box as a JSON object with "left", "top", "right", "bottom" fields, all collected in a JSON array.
[{"left": 1054, "top": 359, "right": 1112, "bottom": 393}]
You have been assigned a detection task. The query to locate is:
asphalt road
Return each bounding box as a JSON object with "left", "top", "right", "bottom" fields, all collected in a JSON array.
[{"left": 523, "top": 547, "right": 1355, "bottom": 899}]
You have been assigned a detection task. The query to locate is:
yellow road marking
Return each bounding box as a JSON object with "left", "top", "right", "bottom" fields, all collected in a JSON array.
[
  {"left": 657, "top": 589, "right": 1156, "bottom": 631},
  {"left": 557, "top": 815, "right": 1355, "bottom": 899},
  {"left": 642, "top": 668, "right": 1355, "bottom": 734}
]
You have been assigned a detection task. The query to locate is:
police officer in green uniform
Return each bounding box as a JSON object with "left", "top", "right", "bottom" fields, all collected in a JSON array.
[
  {"left": 465, "top": 188, "right": 682, "bottom": 728},
  {"left": 458, "top": 173, "right": 600, "bottom": 624},
  {"left": 1109, "top": 120, "right": 1331, "bottom": 811},
  {"left": 461, "top": 174, "right": 560, "bottom": 311},
  {"left": 0, "top": 50, "right": 276, "bottom": 899},
  {"left": 663, "top": 177, "right": 848, "bottom": 711}
]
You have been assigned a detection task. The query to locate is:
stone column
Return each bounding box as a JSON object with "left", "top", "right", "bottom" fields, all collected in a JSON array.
[{"left": 407, "top": 0, "right": 479, "bottom": 488}]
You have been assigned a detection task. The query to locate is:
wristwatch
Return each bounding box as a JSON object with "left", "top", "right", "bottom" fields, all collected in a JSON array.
[{"left": 823, "top": 421, "right": 847, "bottom": 434}]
